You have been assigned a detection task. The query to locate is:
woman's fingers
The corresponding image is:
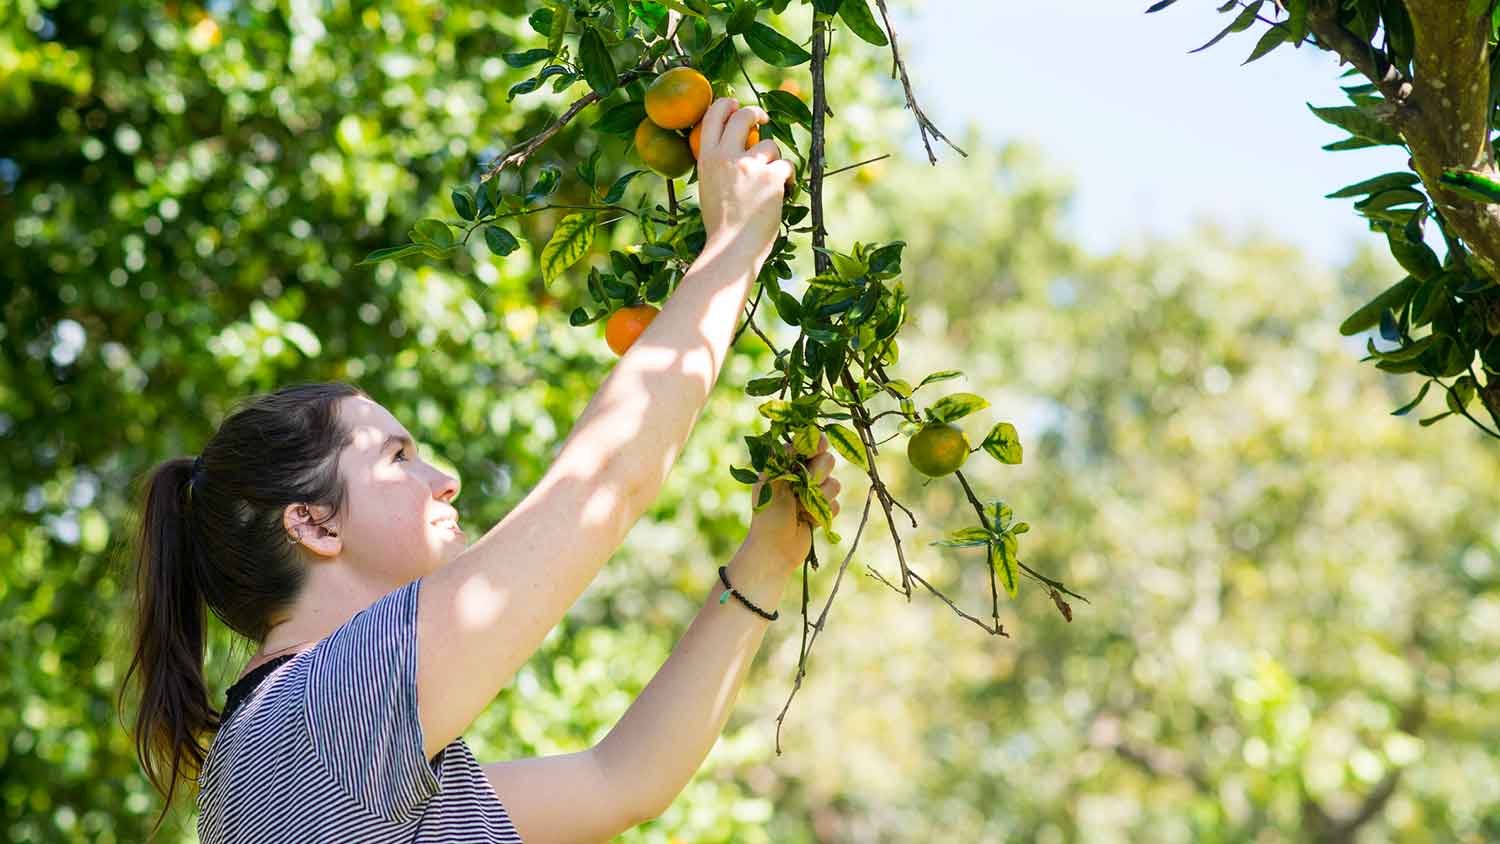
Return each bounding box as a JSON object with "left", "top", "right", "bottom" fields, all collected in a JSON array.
[
  {"left": 698, "top": 97, "right": 740, "bottom": 152},
  {"left": 744, "top": 138, "right": 782, "bottom": 163},
  {"left": 720, "top": 106, "right": 768, "bottom": 156}
]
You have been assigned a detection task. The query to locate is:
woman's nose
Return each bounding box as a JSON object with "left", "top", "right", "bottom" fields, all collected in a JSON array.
[{"left": 435, "top": 469, "right": 460, "bottom": 501}]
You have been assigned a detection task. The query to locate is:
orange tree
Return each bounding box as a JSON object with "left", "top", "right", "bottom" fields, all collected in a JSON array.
[
  {"left": 1151, "top": 0, "right": 1500, "bottom": 436},
  {"left": 361, "top": 0, "right": 1083, "bottom": 744}
]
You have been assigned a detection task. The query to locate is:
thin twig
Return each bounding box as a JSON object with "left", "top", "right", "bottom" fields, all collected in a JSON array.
[
  {"left": 871, "top": 0, "right": 968, "bottom": 165},
  {"left": 820, "top": 153, "right": 891, "bottom": 179},
  {"left": 774, "top": 485, "right": 877, "bottom": 754},
  {"left": 480, "top": 58, "right": 657, "bottom": 184}
]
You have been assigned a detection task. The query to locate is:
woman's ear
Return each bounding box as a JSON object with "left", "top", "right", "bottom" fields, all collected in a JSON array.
[{"left": 283, "top": 503, "right": 342, "bottom": 557}]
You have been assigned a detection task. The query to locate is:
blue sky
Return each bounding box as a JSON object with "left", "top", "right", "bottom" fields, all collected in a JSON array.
[{"left": 896, "top": 2, "right": 1411, "bottom": 265}]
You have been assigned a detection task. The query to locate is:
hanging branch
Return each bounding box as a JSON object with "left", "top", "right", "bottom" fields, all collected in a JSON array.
[{"left": 871, "top": 0, "right": 968, "bottom": 165}]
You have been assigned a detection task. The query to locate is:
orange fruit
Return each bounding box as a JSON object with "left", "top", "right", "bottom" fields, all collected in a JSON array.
[
  {"left": 633, "top": 119, "right": 695, "bottom": 179},
  {"left": 907, "top": 423, "right": 970, "bottom": 478},
  {"left": 689, "top": 120, "right": 761, "bottom": 159},
  {"left": 777, "top": 79, "right": 803, "bottom": 98},
  {"left": 644, "top": 67, "right": 713, "bottom": 130},
  {"left": 605, "top": 305, "right": 659, "bottom": 356}
]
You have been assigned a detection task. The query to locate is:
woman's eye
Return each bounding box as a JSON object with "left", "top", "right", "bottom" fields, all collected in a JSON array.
[{"left": 394, "top": 448, "right": 408, "bottom": 463}]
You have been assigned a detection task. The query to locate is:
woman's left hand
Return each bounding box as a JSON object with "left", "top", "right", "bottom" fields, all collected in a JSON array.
[{"left": 745, "top": 433, "right": 842, "bottom": 571}]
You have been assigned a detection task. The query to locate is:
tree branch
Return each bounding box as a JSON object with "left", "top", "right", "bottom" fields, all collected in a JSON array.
[
  {"left": 871, "top": 0, "right": 967, "bottom": 165},
  {"left": 1303, "top": 1, "right": 1412, "bottom": 105},
  {"left": 479, "top": 57, "right": 657, "bottom": 184}
]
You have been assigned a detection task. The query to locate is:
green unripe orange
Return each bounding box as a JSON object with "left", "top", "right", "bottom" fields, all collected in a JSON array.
[
  {"left": 907, "top": 423, "right": 970, "bottom": 478},
  {"left": 633, "top": 118, "right": 695, "bottom": 179}
]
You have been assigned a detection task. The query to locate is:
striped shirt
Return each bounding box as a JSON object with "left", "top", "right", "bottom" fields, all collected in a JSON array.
[{"left": 196, "top": 578, "right": 525, "bottom": 842}]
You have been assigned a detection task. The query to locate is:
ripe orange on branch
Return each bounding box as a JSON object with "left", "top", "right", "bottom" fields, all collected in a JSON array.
[
  {"left": 644, "top": 67, "right": 713, "bottom": 130},
  {"left": 605, "top": 304, "right": 659, "bottom": 356},
  {"left": 907, "top": 423, "right": 971, "bottom": 478},
  {"left": 633, "top": 118, "right": 695, "bottom": 179},
  {"left": 689, "top": 120, "right": 760, "bottom": 159}
]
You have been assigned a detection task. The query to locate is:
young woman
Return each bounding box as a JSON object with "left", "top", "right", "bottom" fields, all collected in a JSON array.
[{"left": 120, "top": 97, "right": 844, "bottom": 843}]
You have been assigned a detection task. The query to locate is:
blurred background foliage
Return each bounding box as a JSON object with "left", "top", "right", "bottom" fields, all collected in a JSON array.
[{"left": 3, "top": 0, "right": 1499, "bottom": 842}]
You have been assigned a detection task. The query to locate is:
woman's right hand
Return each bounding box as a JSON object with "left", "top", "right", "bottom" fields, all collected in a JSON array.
[{"left": 695, "top": 97, "right": 796, "bottom": 261}]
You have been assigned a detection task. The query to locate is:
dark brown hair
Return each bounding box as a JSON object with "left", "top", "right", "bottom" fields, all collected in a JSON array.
[{"left": 116, "top": 381, "right": 367, "bottom": 837}]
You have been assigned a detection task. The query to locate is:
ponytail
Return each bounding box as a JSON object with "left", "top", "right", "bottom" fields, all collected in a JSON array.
[
  {"left": 115, "top": 382, "right": 365, "bottom": 837},
  {"left": 118, "top": 457, "right": 220, "bottom": 839}
]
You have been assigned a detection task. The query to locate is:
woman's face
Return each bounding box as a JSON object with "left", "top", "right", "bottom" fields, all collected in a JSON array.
[{"left": 329, "top": 395, "right": 466, "bottom": 585}]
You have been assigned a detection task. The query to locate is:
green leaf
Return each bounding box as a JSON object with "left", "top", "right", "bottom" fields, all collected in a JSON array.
[
  {"left": 754, "top": 481, "right": 774, "bottom": 510},
  {"left": 837, "top": 0, "right": 889, "bottom": 46},
  {"left": 933, "top": 526, "right": 994, "bottom": 549},
  {"left": 1418, "top": 410, "right": 1453, "bottom": 426},
  {"left": 529, "top": 7, "right": 555, "bottom": 35},
  {"left": 1189, "top": 0, "right": 1263, "bottom": 53},
  {"left": 654, "top": 0, "right": 707, "bottom": 18},
  {"left": 1326, "top": 171, "right": 1421, "bottom": 199},
  {"left": 1145, "top": 0, "right": 1181, "bottom": 11},
  {"left": 484, "top": 226, "right": 520, "bottom": 256},
  {"left": 982, "top": 421, "right": 1023, "bottom": 465},
  {"left": 357, "top": 243, "right": 426, "bottom": 265},
  {"left": 746, "top": 376, "right": 786, "bottom": 396},
  {"left": 806, "top": 273, "right": 858, "bottom": 290},
  {"left": 525, "top": 164, "right": 562, "bottom": 204},
  {"left": 1385, "top": 227, "right": 1443, "bottom": 281},
  {"left": 1356, "top": 187, "right": 1426, "bottom": 212},
  {"left": 744, "top": 22, "right": 812, "bottom": 66},
  {"left": 1287, "top": 0, "right": 1308, "bottom": 41},
  {"left": 1411, "top": 272, "right": 1451, "bottom": 328},
  {"left": 918, "top": 370, "right": 962, "bottom": 389},
  {"left": 548, "top": 3, "right": 569, "bottom": 55},
  {"left": 884, "top": 378, "right": 913, "bottom": 397},
  {"left": 579, "top": 27, "right": 618, "bottom": 96},
  {"left": 569, "top": 306, "right": 603, "bottom": 326},
  {"left": 761, "top": 88, "right": 813, "bottom": 129},
  {"left": 1366, "top": 334, "right": 1436, "bottom": 362},
  {"left": 758, "top": 399, "right": 796, "bottom": 421},
  {"left": 792, "top": 423, "right": 822, "bottom": 455},
  {"left": 727, "top": 0, "right": 758, "bottom": 34},
  {"left": 1339, "top": 276, "right": 1419, "bottom": 336},
  {"left": 824, "top": 423, "right": 868, "bottom": 471},
  {"left": 508, "top": 77, "right": 542, "bottom": 101},
  {"left": 595, "top": 100, "right": 648, "bottom": 135},
  {"left": 504, "top": 48, "right": 555, "bottom": 68},
  {"left": 602, "top": 169, "right": 647, "bottom": 204},
  {"left": 796, "top": 480, "right": 834, "bottom": 529},
  {"left": 929, "top": 392, "right": 989, "bottom": 424},
  {"left": 412, "top": 218, "right": 454, "bottom": 248},
  {"left": 1307, "top": 104, "right": 1404, "bottom": 146},
  {"left": 1323, "top": 136, "right": 1380, "bottom": 152},
  {"left": 698, "top": 33, "right": 737, "bottom": 81},
  {"left": 730, "top": 465, "right": 760, "bottom": 484},
  {"left": 1447, "top": 374, "right": 1477, "bottom": 414},
  {"left": 451, "top": 188, "right": 475, "bottom": 221},
  {"left": 989, "top": 537, "right": 1019, "bottom": 598},
  {"left": 540, "top": 213, "right": 596, "bottom": 284},
  {"left": 1242, "top": 20, "right": 1289, "bottom": 63},
  {"left": 814, "top": 246, "right": 868, "bottom": 280},
  {"left": 866, "top": 241, "right": 906, "bottom": 277}
]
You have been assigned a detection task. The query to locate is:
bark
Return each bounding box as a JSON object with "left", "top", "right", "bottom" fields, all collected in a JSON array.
[
  {"left": 1306, "top": 0, "right": 1500, "bottom": 279},
  {"left": 1401, "top": 0, "right": 1500, "bottom": 279}
]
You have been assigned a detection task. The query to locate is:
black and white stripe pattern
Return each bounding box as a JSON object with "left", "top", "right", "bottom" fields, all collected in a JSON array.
[{"left": 197, "top": 579, "right": 524, "bottom": 842}]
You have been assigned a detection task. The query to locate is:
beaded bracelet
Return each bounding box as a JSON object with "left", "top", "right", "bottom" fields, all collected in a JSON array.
[{"left": 717, "top": 565, "right": 780, "bottom": 621}]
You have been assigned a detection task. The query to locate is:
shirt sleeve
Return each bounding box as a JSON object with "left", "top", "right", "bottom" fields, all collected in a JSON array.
[{"left": 303, "top": 577, "right": 444, "bottom": 824}]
